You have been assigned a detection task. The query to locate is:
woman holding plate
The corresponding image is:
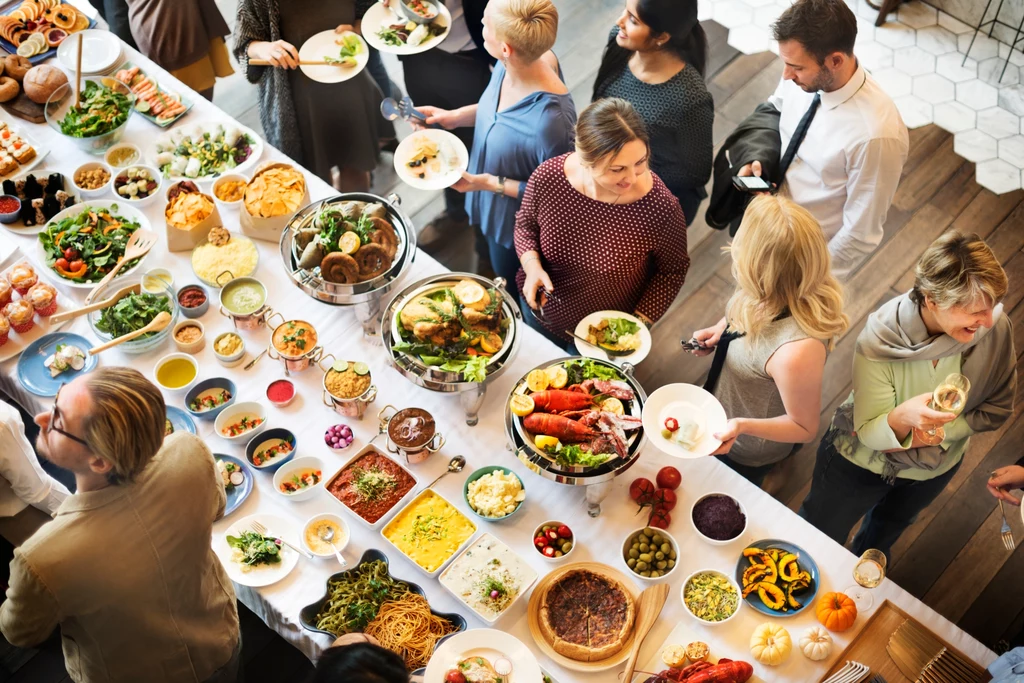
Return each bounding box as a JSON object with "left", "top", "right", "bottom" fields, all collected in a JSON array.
[
  {"left": 687, "top": 194, "right": 848, "bottom": 486},
  {"left": 234, "top": 0, "right": 384, "bottom": 189}
]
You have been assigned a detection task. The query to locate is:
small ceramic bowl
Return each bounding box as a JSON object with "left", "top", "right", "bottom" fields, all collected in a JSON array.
[
  {"left": 104, "top": 142, "right": 142, "bottom": 169},
  {"left": 184, "top": 377, "right": 237, "bottom": 420},
  {"left": 142, "top": 268, "right": 174, "bottom": 294},
  {"left": 532, "top": 520, "right": 575, "bottom": 563},
  {"left": 172, "top": 320, "right": 205, "bottom": 354},
  {"left": 153, "top": 352, "right": 198, "bottom": 394},
  {"left": 680, "top": 569, "right": 742, "bottom": 626},
  {"left": 216, "top": 401, "right": 269, "bottom": 443},
  {"left": 0, "top": 194, "right": 21, "bottom": 223},
  {"left": 176, "top": 284, "right": 209, "bottom": 319},
  {"left": 112, "top": 164, "right": 162, "bottom": 208},
  {"left": 395, "top": 0, "right": 440, "bottom": 24},
  {"left": 621, "top": 526, "right": 680, "bottom": 583},
  {"left": 303, "top": 512, "right": 350, "bottom": 559},
  {"left": 244, "top": 426, "right": 295, "bottom": 470},
  {"left": 72, "top": 161, "right": 113, "bottom": 199},
  {"left": 324, "top": 424, "right": 354, "bottom": 451},
  {"left": 690, "top": 492, "right": 748, "bottom": 546},
  {"left": 213, "top": 331, "right": 245, "bottom": 367},
  {"left": 463, "top": 466, "right": 525, "bottom": 521},
  {"left": 211, "top": 173, "right": 247, "bottom": 212},
  {"left": 266, "top": 378, "right": 296, "bottom": 407},
  {"left": 273, "top": 456, "right": 324, "bottom": 501}
]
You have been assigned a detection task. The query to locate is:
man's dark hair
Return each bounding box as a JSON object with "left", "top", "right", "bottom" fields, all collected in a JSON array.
[
  {"left": 309, "top": 643, "right": 408, "bottom": 683},
  {"left": 772, "top": 0, "right": 857, "bottom": 63}
]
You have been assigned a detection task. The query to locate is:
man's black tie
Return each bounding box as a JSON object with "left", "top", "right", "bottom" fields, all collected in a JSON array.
[{"left": 778, "top": 92, "right": 821, "bottom": 179}]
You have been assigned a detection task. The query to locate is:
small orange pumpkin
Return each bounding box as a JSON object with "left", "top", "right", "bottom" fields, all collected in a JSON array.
[{"left": 816, "top": 592, "right": 857, "bottom": 632}]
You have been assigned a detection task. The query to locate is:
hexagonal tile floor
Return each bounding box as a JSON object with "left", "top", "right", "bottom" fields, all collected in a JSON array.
[{"left": 704, "top": 0, "right": 1024, "bottom": 192}]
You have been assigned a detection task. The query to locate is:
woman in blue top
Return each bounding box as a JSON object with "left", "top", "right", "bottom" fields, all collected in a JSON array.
[{"left": 416, "top": 0, "right": 577, "bottom": 298}]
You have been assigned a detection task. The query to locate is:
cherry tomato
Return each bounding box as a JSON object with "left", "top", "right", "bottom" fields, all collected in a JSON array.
[
  {"left": 534, "top": 536, "right": 547, "bottom": 549},
  {"left": 664, "top": 417, "right": 679, "bottom": 432},
  {"left": 656, "top": 466, "right": 682, "bottom": 491},
  {"left": 542, "top": 545, "right": 556, "bottom": 557},
  {"left": 445, "top": 670, "right": 467, "bottom": 683},
  {"left": 54, "top": 257, "right": 69, "bottom": 271},
  {"left": 63, "top": 247, "right": 78, "bottom": 260},
  {"left": 651, "top": 488, "right": 677, "bottom": 512},
  {"left": 69, "top": 260, "right": 84, "bottom": 272},
  {"left": 648, "top": 507, "right": 671, "bottom": 529},
  {"left": 629, "top": 477, "right": 655, "bottom": 504},
  {"left": 557, "top": 524, "right": 572, "bottom": 539}
]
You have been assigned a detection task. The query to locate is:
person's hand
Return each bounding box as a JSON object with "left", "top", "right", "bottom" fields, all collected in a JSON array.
[
  {"left": 521, "top": 260, "right": 554, "bottom": 310},
  {"left": 412, "top": 105, "right": 459, "bottom": 131},
  {"left": 335, "top": 21, "right": 361, "bottom": 36},
  {"left": 892, "top": 393, "right": 957, "bottom": 432},
  {"left": 330, "top": 633, "right": 380, "bottom": 648},
  {"left": 252, "top": 40, "right": 300, "bottom": 69},
  {"left": 737, "top": 160, "right": 762, "bottom": 177},
  {"left": 690, "top": 320, "right": 726, "bottom": 357},
  {"left": 451, "top": 171, "right": 496, "bottom": 194},
  {"left": 989, "top": 466, "right": 1024, "bottom": 505},
  {"left": 711, "top": 418, "right": 741, "bottom": 455}
]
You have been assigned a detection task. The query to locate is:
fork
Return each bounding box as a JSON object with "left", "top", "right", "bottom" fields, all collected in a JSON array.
[
  {"left": 998, "top": 498, "right": 1015, "bottom": 551},
  {"left": 84, "top": 229, "right": 158, "bottom": 304},
  {"left": 249, "top": 520, "right": 314, "bottom": 559}
]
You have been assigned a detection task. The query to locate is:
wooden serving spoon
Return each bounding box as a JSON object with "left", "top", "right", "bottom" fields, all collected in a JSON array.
[
  {"left": 50, "top": 283, "right": 141, "bottom": 325},
  {"left": 88, "top": 311, "right": 171, "bottom": 355},
  {"left": 621, "top": 583, "right": 670, "bottom": 683},
  {"left": 84, "top": 229, "right": 158, "bottom": 304}
]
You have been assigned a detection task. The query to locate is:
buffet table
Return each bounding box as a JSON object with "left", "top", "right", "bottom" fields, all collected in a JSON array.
[{"left": 0, "top": 43, "right": 998, "bottom": 683}]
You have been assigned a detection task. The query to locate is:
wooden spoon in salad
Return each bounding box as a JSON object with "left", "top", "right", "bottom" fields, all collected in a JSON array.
[
  {"left": 88, "top": 311, "right": 171, "bottom": 355},
  {"left": 50, "top": 283, "right": 141, "bottom": 325},
  {"left": 84, "top": 229, "right": 158, "bottom": 304}
]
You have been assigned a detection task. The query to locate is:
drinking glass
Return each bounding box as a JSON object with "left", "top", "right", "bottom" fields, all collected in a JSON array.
[
  {"left": 846, "top": 548, "right": 886, "bottom": 611},
  {"left": 914, "top": 373, "right": 970, "bottom": 446}
]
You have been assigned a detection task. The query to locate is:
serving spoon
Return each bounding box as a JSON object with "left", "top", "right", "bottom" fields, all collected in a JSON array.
[
  {"left": 50, "top": 283, "right": 141, "bottom": 325},
  {"left": 318, "top": 526, "right": 347, "bottom": 568},
  {"left": 425, "top": 455, "right": 466, "bottom": 489},
  {"left": 88, "top": 310, "right": 171, "bottom": 355}
]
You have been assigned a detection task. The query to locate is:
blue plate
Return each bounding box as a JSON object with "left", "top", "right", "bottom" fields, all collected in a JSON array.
[
  {"left": 16, "top": 333, "right": 97, "bottom": 397},
  {"left": 215, "top": 454, "right": 253, "bottom": 517},
  {"left": 735, "top": 538, "right": 819, "bottom": 617},
  {"left": 165, "top": 406, "right": 196, "bottom": 435}
]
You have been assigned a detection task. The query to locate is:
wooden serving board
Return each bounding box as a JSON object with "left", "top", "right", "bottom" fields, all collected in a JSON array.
[
  {"left": 1, "top": 91, "right": 43, "bottom": 123},
  {"left": 818, "top": 600, "right": 990, "bottom": 683}
]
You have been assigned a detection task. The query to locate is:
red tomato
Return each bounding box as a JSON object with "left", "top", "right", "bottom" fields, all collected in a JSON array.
[
  {"left": 542, "top": 545, "right": 556, "bottom": 557},
  {"left": 648, "top": 508, "right": 671, "bottom": 529},
  {"left": 629, "top": 477, "right": 655, "bottom": 504},
  {"left": 445, "top": 670, "right": 467, "bottom": 683},
  {"left": 557, "top": 524, "right": 572, "bottom": 539},
  {"left": 69, "top": 260, "right": 84, "bottom": 272},
  {"left": 651, "top": 488, "right": 677, "bottom": 512},
  {"left": 656, "top": 466, "right": 682, "bottom": 491},
  {"left": 54, "top": 257, "right": 69, "bottom": 271}
]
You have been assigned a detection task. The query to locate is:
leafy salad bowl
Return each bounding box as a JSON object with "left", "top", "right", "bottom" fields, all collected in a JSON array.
[
  {"left": 45, "top": 78, "right": 135, "bottom": 155},
  {"left": 87, "top": 276, "right": 179, "bottom": 354}
]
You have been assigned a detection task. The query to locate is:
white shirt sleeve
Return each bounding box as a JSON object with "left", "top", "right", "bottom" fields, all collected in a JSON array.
[
  {"left": 828, "top": 136, "right": 908, "bottom": 280},
  {"left": 767, "top": 77, "right": 786, "bottom": 112},
  {"left": 0, "top": 406, "right": 70, "bottom": 517}
]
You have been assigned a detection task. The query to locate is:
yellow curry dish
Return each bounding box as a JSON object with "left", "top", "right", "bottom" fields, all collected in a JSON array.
[
  {"left": 271, "top": 320, "right": 318, "bottom": 357},
  {"left": 382, "top": 490, "right": 477, "bottom": 574}
]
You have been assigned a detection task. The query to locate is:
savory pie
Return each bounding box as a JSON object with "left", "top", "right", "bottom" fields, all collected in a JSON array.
[{"left": 539, "top": 567, "right": 635, "bottom": 662}]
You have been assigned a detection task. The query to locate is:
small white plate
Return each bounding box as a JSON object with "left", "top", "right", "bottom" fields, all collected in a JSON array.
[
  {"left": 423, "top": 629, "right": 542, "bottom": 683},
  {"left": 393, "top": 129, "right": 468, "bottom": 191},
  {"left": 362, "top": 1, "right": 451, "bottom": 55},
  {"left": 642, "top": 383, "right": 728, "bottom": 459},
  {"left": 58, "top": 31, "right": 123, "bottom": 75},
  {"left": 213, "top": 513, "right": 301, "bottom": 588},
  {"left": 573, "top": 310, "right": 652, "bottom": 366},
  {"left": 298, "top": 30, "right": 369, "bottom": 84}
]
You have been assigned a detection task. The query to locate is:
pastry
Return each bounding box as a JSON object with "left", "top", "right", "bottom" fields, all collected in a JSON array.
[
  {"left": 539, "top": 567, "right": 635, "bottom": 662},
  {"left": 25, "top": 282, "right": 56, "bottom": 317},
  {"left": 7, "top": 262, "right": 37, "bottom": 295},
  {"left": 0, "top": 277, "right": 11, "bottom": 308},
  {"left": 4, "top": 299, "right": 34, "bottom": 334},
  {"left": 0, "top": 312, "right": 8, "bottom": 347}
]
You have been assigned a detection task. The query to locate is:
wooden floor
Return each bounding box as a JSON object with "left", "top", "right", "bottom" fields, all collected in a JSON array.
[{"left": 3, "top": 1, "right": 1023, "bottom": 680}]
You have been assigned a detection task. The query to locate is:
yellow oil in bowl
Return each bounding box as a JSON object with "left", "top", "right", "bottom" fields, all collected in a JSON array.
[{"left": 156, "top": 357, "right": 196, "bottom": 389}]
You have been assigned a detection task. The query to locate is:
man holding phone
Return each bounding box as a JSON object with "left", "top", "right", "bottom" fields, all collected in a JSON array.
[{"left": 739, "top": 0, "right": 908, "bottom": 281}]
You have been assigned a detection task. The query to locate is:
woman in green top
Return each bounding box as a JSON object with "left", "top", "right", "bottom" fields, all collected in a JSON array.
[{"left": 800, "top": 231, "right": 1015, "bottom": 560}]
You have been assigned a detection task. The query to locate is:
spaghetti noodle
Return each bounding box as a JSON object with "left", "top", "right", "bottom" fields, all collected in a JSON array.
[{"left": 363, "top": 592, "right": 458, "bottom": 670}]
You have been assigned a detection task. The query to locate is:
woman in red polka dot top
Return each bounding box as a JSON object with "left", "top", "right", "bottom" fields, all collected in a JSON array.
[{"left": 514, "top": 97, "right": 690, "bottom": 346}]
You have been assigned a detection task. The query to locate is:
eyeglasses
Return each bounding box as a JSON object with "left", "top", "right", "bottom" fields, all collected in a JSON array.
[{"left": 46, "top": 383, "right": 89, "bottom": 447}]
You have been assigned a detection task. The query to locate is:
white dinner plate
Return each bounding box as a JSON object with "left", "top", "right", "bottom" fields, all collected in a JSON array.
[
  {"left": 641, "top": 383, "right": 728, "bottom": 459},
  {"left": 393, "top": 129, "right": 468, "bottom": 191},
  {"left": 298, "top": 30, "right": 369, "bottom": 84},
  {"left": 573, "top": 310, "right": 652, "bottom": 366},
  {"left": 57, "top": 30, "right": 123, "bottom": 75},
  {"left": 213, "top": 513, "right": 300, "bottom": 588},
  {"left": 423, "top": 629, "right": 542, "bottom": 683},
  {"left": 362, "top": 1, "right": 451, "bottom": 56}
]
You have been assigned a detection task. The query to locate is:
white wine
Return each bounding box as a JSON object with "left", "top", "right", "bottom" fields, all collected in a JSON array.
[
  {"left": 933, "top": 384, "right": 966, "bottom": 414},
  {"left": 853, "top": 559, "right": 884, "bottom": 588}
]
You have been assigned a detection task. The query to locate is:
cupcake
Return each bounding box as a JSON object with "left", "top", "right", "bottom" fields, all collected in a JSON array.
[
  {"left": 0, "top": 278, "right": 10, "bottom": 308},
  {"left": 7, "top": 263, "right": 37, "bottom": 296},
  {"left": 25, "top": 282, "right": 57, "bottom": 317},
  {"left": 0, "top": 313, "right": 8, "bottom": 347},
  {"left": 3, "top": 299, "right": 34, "bottom": 334}
]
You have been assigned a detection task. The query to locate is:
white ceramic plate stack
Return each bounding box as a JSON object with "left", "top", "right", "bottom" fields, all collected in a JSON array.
[{"left": 57, "top": 30, "right": 125, "bottom": 76}]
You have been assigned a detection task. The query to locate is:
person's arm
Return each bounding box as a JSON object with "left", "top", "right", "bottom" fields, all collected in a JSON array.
[
  {"left": 413, "top": 105, "right": 479, "bottom": 131},
  {"left": 0, "top": 551, "right": 60, "bottom": 647},
  {"left": 828, "top": 136, "right": 908, "bottom": 280},
  {"left": 234, "top": 0, "right": 274, "bottom": 83},
  {"left": 989, "top": 465, "right": 1024, "bottom": 505},
  {"left": 514, "top": 168, "right": 554, "bottom": 308},
  {"left": 0, "top": 413, "right": 69, "bottom": 516},
  {"left": 634, "top": 202, "right": 689, "bottom": 323}
]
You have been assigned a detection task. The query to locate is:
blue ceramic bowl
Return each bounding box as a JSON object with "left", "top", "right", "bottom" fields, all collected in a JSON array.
[
  {"left": 184, "top": 377, "right": 237, "bottom": 420},
  {"left": 245, "top": 427, "right": 296, "bottom": 472},
  {"left": 463, "top": 465, "right": 526, "bottom": 521},
  {"left": 735, "top": 538, "right": 820, "bottom": 618},
  {"left": 0, "top": 195, "right": 20, "bottom": 223}
]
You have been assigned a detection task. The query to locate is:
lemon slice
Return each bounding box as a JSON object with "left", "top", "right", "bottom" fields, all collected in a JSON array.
[
  {"left": 525, "top": 369, "right": 549, "bottom": 393},
  {"left": 16, "top": 41, "right": 35, "bottom": 58},
  {"left": 509, "top": 394, "right": 535, "bottom": 417},
  {"left": 339, "top": 231, "right": 361, "bottom": 255},
  {"left": 454, "top": 279, "right": 487, "bottom": 307},
  {"left": 535, "top": 435, "right": 560, "bottom": 450},
  {"left": 546, "top": 365, "right": 568, "bottom": 389},
  {"left": 479, "top": 332, "right": 502, "bottom": 354},
  {"left": 601, "top": 397, "right": 624, "bottom": 415}
]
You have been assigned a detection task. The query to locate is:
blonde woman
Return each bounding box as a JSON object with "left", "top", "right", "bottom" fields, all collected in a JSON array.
[
  {"left": 800, "top": 231, "right": 1015, "bottom": 560},
  {"left": 689, "top": 194, "right": 848, "bottom": 486},
  {"left": 414, "top": 0, "right": 577, "bottom": 295}
]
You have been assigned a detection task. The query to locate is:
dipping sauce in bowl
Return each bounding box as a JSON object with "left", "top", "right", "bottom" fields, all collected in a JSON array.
[
  {"left": 178, "top": 286, "right": 207, "bottom": 309},
  {"left": 221, "top": 278, "right": 266, "bottom": 315},
  {"left": 155, "top": 355, "right": 197, "bottom": 390},
  {"left": 215, "top": 332, "right": 243, "bottom": 357},
  {"left": 267, "top": 379, "right": 295, "bottom": 407},
  {"left": 214, "top": 179, "right": 246, "bottom": 203},
  {"left": 272, "top": 320, "right": 317, "bottom": 357},
  {"left": 304, "top": 516, "right": 348, "bottom": 556},
  {"left": 388, "top": 407, "right": 435, "bottom": 449}
]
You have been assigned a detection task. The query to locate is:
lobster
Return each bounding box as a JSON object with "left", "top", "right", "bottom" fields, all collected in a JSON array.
[
  {"left": 522, "top": 412, "right": 597, "bottom": 442},
  {"left": 681, "top": 660, "right": 753, "bottom": 683},
  {"left": 578, "top": 378, "right": 635, "bottom": 399},
  {"left": 530, "top": 389, "right": 598, "bottom": 414}
]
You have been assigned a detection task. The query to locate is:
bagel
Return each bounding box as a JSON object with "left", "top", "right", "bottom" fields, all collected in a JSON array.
[
  {"left": 0, "top": 76, "right": 19, "bottom": 103},
  {"left": 320, "top": 252, "right": 361, "bottom": 284},
  {"left": 354, "top": 243, "right": 392, "bottom": 279},
  {"left": 4, "top": 55, "right": 31, "bottom": 83}
]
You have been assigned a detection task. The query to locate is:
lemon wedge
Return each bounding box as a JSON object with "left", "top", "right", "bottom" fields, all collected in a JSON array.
[
  {"left": 546, "top": 365, "right": 568, "bottom": 389},
  {"left": 339, "top": 231, "right": 361, "bottom": 255},
  {"left": 509, "top": 394, "right": 535, "bottom": 417},
  {"left": 525, "top": 369, "right": 549, "bottom": 393},
  {"left": 535, "top": 435, "right": 560, "bottom": 450},
  {"left": 601, "top": 397, "right": 624, "bottom": 415}
]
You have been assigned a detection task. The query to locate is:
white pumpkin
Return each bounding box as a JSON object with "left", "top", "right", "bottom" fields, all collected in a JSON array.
[
  {"left": 799, "top": 626, "right": 833, "bottom": 661},
  {"left": 750, "top": 622, "right": 792, "bottom": 666}
]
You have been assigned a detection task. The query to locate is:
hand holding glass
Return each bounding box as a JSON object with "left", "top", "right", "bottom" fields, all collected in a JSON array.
[{"left": 914, "top": 373, "right": 970, "bottom": 446}]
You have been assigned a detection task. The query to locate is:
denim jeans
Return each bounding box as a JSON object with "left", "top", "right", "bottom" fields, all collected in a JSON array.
[
  {"left": 798, "top": 435, "right": 962, "bottom": 561},
  {"left": 486, "top": 237, "right": 521, "bottom": 302}
]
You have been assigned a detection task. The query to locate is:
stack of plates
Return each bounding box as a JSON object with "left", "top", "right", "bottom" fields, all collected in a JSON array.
[{"left": 56, "top": 30, "right": 125, "bottom": 77}]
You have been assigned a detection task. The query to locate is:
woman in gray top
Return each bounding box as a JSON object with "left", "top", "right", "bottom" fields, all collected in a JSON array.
[{"left": 689, "top": 195, "right": 849, "bottom": 486}]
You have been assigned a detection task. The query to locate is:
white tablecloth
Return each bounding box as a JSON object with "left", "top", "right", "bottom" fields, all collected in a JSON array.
[{"left": 0, "top": 44, "right": 996, "bottom": 683}]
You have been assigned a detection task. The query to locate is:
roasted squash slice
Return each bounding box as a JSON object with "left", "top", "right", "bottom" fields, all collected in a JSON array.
[
  {"left": 742, "top": 563, "right": 769, "bottom": 587},
  {"left": 761, "top": 554, "right": 779, "bottom": 584},
  {"left": 744, "top": 547, "right": 764, "bottom": 564},
  {"left": 797, "top": 570, "right": 812, "bottom": 584},
  {"left": 789, "top": 578, "right": 811, "bottom": 594},
  {"left": 757, "top": 582, "right": 787, "bottom": 610},
  {"left": 785, "top": 582, "right": 803, "bottom": 610},
  {"left": 742, "top": 582, "right": 761, "bottom": 598},
  {"left": 778, "top": 553, "right": 800, "bottom": 582}
]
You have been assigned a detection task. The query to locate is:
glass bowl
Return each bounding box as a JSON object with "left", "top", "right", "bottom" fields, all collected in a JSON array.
[
  {"left": 88, "top": 276, "right": 179, "bottom": 354},
  {"left": 45, "top": 78, "right": 135, "bottom": 155}
]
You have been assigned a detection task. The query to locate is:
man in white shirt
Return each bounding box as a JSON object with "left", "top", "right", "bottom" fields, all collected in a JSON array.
[
  {"left": 740, "top": 0, "right": 909, "bottom": 280},
  {"left": 0, "top": 399, "right": 69, "bottom": 546}
]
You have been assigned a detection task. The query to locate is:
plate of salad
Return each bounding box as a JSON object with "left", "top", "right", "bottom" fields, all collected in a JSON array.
[
  {"left": 298, "top": 30, "right": 369, "bottom": 84},
  {"left": 362, "top": 0, "right": 450, "bottom": 55},
  {"left": 573, "top": 310, "right": 652, "bottom": 366},
  {"left": 151, "top": 122, "right": 263, "bottom": 181},
  {"left": 36, "top": 201, "right": 150, "bottom": 288},
  {"left": 215, "top": 513, "right": 299, "bottom": 587}
]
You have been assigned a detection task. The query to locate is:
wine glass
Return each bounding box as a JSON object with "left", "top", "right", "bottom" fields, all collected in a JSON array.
[
  {"left": 914, "top": 373, "right": 971, "bottom": 446},
  {"left": 846, "top": 549, "right": 886, "bottom": 611}
]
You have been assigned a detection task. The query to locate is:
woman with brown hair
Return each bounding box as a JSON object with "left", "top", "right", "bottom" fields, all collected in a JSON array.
[{"left": 513, "top": 97, "right": 689, "bottom": 348}]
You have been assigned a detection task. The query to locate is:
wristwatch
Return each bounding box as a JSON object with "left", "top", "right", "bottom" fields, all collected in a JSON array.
[{"left": 493, "top": 175, "right": 506, "bottom": 196}]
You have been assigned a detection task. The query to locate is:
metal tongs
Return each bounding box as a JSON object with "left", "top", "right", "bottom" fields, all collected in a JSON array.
[{"left": 380, "top": 96, "right": 430, "bottom": 124}]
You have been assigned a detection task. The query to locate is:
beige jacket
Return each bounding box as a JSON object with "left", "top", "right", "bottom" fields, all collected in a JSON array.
[{"left": 0, "top": 433, "right": 239, "bottom": 683}]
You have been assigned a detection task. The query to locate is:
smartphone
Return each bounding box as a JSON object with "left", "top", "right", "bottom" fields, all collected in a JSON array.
[
  {"left": 732, "top": 175, "right": 771, "bottom": 193},
  {"left": 680, "top": 338, "right": 705, "bottom": 351}
]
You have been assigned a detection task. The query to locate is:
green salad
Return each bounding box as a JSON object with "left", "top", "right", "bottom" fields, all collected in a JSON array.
[
  {"left": 96, "top": 291, "right": 172, "bottom": 339},
  {"left": 226, "top": 530, "right": 282, "bottom": 570},
  {"left": 325, "top": 33, "right": 363, "bottom": 66},
  {"left": 59, "top": 81, "right": 132, "bottom": 138},
  {"left": 38, "top": 204, "right": 141, "bottom": 283},
  {"left": 564, "top": 359, "right": 621, "bottom": 385},
  {"left": 544, "top": 443, "right": 610, "bottom": 468}
]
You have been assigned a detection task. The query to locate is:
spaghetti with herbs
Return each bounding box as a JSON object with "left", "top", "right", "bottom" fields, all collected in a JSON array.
[{"left": 363, "top": 592, "right": 459, "bottom": 669}]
